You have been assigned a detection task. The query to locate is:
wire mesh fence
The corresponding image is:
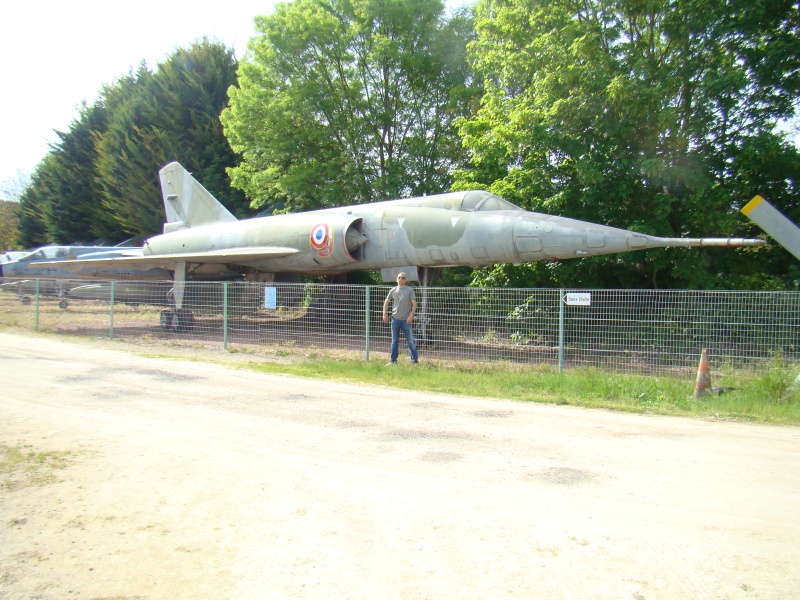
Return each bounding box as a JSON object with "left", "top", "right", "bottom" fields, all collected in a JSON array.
[{"left": 2, "top": 277, "right": 799, "bottom": 375}]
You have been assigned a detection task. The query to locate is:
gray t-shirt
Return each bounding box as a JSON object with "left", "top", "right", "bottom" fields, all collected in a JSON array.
[{"left": 386, "top": 286, "right": 416, "bottom": 320}]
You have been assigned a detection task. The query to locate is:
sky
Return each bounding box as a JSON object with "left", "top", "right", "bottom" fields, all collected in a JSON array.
[{"left": 0, "top": 0, "right": 281, "bottom": 191}]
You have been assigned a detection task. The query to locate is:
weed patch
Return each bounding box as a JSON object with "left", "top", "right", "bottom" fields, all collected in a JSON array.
[{"left": 0, "top": 444, "right": 74, "bottom": 491}]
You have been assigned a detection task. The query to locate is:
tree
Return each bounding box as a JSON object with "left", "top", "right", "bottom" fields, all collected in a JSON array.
[
  {"left": 457, "top": 0, "right": 800, "bottom": 289},
  {"left": 0, "top": 169, "right": 31, "bottom": 202},
  {"left": 95, "top": 40, "right": 248, "bottom": 235},
  {"left": 0, "top": 200, "right": 20, "bottom": 251},
  {"left": 42, "top": 101, "right": 117, "bottom": 243},
  {"left": 222, "top": 0, "right": 480, "bottom": 212},
  {"left": 16, "top": 157, "right": 52, "bottom": 248},
  {"left": 18, "top": 40, "right": 248, "bottom": 243}
]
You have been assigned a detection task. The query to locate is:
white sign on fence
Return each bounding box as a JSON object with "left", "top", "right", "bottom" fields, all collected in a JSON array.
[
  {"left": 562, "top": 292, "right": 592, "bottom": 306},
  {"left": 264, "top": 286, "right": 277, "bottom": 309}
]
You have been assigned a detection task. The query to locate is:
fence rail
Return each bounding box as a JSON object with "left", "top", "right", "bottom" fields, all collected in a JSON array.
[{"left": 2, "top": 278, "right": 799, "bottom": 375}]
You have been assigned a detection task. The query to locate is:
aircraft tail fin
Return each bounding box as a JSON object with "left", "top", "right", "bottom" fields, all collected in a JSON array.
[{"left": 159, "top": 162, "right": 238, "bottom": 233}]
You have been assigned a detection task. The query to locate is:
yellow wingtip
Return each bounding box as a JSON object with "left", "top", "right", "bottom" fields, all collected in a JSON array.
[{"left": 741, "top": 195, "right": 764, "bottom": 216}]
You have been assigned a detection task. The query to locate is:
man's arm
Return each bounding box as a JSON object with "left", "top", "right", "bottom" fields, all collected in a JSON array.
[
  {"left": 407, "top": 296, "right": 417, "bottom": 324},
  {"left": 382, "top": 290, "right": 392, "bottom": 322}
]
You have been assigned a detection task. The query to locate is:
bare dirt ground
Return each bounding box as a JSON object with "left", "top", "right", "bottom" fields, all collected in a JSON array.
[{"left": 1, "top": 330, "right": 799, "bottom": 600}]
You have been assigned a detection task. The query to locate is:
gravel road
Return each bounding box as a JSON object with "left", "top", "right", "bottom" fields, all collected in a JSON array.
[{"left": 1, "top": 330, "right": 799, "bottom": 599}]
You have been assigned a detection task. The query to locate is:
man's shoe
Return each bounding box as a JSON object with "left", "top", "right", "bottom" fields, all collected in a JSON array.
[{"left": 386, "top": 361, "right": 396, "bottom": 366}]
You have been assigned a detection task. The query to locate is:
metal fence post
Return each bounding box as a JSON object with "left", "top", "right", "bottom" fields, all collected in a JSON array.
[
  {"left": 223, "top": 282, "right": 229, "bottom": 349},
  {"left": 558, "top": 288, "right": 565, "bottom": 372},
  {"left": 34, "top": 279, "right": 40, "bottom": 330},
  {"left": 109, "top": 281, "right": 115, "bottom": 339},
  {"left": 365, "top": 285, "right": 371, "bottom": 361}
]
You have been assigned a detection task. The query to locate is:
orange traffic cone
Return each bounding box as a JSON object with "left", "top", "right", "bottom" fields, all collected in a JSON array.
[{"left": 694, "top": 349, "right": 711, "bottom": 398}]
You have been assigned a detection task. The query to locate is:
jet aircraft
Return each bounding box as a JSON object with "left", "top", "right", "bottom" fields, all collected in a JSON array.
[
  {"left": 29, "top": 162, "right": 765, "bottom": 327},
  {"left": 1, "top": 251, "right": 26, "bottom": 263},
  {"left": 0, "top": 245, "right": 164, "bottom": 308}
]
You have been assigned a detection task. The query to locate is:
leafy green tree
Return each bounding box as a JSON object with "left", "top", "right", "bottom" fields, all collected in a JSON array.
[
  {"left": 458, "top": 0, "right": 800, "bottom": 289},
  {"left": 43, "top": 101, "right": 117, "bottom": 243},
  {"left": 16, "top": 157, "right": 52, "bottom": 248},
  {"left": 0, "top": 200, "right": 20, "bottom": 251},
  {"left": 95, "top": 40, "right": 248, "bottom": 235},
  {"left": 18, "top": 40, "right": 247, "bottom": 242},
  {"left": 0, "top": 169, "right": 31, "bottom": 202},
  {"left": 13, "top": 101, "right": 117, "bottom": 245},
  {"left": 222, "top": 0, "right": 480, "bottom": 212}
]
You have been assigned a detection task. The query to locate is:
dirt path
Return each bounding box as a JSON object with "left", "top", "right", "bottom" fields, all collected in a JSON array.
[{"left": 1, "top": 330, "right": 799, "bottom": 599}]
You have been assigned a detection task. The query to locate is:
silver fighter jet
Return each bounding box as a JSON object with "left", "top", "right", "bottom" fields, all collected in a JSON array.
[
  {"left": 0, "top": 245, "right": 156, "bottom": 308},
  {"left": 31, "top": 162, "right": 765, "bottom": 325}
]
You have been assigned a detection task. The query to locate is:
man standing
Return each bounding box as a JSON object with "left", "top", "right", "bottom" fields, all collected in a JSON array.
[{"left": 382, "top": 272, "right": 419, "bottom": 365}]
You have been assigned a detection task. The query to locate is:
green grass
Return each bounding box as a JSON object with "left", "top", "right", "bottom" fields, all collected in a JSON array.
[
  {"left": 4, "top": 323, "right": 799, "bottom": 426},
  {"left": 0, "top": 444, "right": 74, "bottom": 489},
  {"left": 236, "top": 356, "right": 800, "bottom": 425}
]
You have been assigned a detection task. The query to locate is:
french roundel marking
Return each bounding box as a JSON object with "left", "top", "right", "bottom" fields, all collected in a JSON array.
[{"left": 310, "top": 224, "right": 330, "bottom": 249}]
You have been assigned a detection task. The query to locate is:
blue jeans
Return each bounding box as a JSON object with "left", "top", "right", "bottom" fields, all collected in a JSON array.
[{"left": 391, "top": 318, "right": 418, "bottom": 363}]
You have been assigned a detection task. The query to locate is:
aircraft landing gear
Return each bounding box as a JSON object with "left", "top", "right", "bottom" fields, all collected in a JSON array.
[
  {"left": 161, "top": 262, "right": 194, "bottom": 332},
  {"left": 160, "top": 308, "right": 195, "bottom": 332},
  {"left": 59, "top": 300, "right": 68, "bottom": 309}
]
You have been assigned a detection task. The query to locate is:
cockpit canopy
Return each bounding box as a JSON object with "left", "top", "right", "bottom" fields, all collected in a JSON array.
[
  {"left": 13, "top": 246, "right": 112, "bottom": 263},
  {"left": 389, "top": 190, "right": 523, "bottom": 213},
  {"left": 17, "top": 246, "right": 71, "bottom": 262},
  {"left": 459, "top": 191, "right": 521, "bottom": 212}
]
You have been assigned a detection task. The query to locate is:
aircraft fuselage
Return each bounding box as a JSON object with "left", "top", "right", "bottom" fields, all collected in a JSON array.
[
  {"left": 18, "top": 163, "right": 765, "bottom": 291},
  {"left": 142, "top": 197, "right": 759, "bottom": 278}
]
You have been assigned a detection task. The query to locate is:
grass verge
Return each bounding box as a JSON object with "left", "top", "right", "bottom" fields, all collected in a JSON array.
[
  {"left": 236, "top": 355, "right": 800, "bottom": 425},
  {"left": 4, "top": 324, "right": 799, "bottom": 426}
]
